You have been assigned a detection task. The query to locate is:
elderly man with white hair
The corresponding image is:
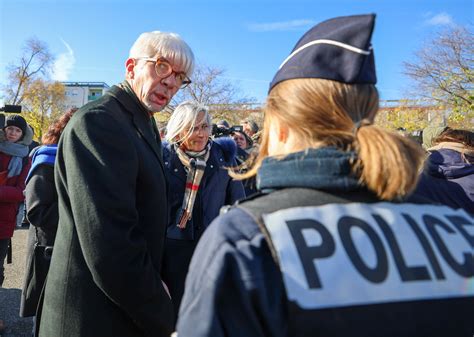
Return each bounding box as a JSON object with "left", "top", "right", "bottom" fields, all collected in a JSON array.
[{"left": 39, "top": 31, "right": 194, "bottom": 337}]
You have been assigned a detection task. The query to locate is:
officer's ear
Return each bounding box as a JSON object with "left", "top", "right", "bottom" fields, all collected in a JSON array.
[
  {"left": 277, "top": 120, "right": 289, "bottom": 143},
  {"left": 274, "top": 118, "right": 308, "bottom": 154},
  {"left": 267, "top": 117, "right": 288, "bottom": 156}
]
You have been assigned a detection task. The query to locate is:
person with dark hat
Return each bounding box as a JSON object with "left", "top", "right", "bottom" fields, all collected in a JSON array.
[
  {"left": 176, "top": 14, "right": 473, "bottom": 337},
  {"left": 3, "top": 115, "right": 27, "bottom": 141},
  {"left": 0, "top": 114, "right": 32, "bottom": 288},
  {"left": 0, "top": 115, "right": 33, "bottom": 334}
]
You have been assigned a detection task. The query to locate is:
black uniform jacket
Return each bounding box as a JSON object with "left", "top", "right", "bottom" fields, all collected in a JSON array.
[
  {"left": 177, "top": 148, "right": 474, "bottom": 337},
  {"left": 39, "top": 85, "right": 173, "bottom": 337},
  {"left": 178, "top": 188, "right": 474, "bottom": 337}
]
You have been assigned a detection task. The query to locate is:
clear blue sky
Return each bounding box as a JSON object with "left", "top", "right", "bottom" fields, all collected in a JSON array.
[{"left": 0, "top": 0, "right": 472, "bottom": 104}]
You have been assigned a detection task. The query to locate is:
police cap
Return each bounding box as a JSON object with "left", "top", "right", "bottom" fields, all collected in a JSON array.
[{"left": 269, "top": 14, "right": 377, "bottom": 92}]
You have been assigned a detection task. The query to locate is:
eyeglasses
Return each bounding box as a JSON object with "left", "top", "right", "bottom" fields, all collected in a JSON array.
[{"left": 136, "top": 57, "right": 192, "bottom": 89}]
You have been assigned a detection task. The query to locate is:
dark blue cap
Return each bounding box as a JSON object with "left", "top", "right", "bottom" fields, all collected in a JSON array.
[
  {"left": 4, "top": 114, "right": 27, "bottom": 135},
  {"left": 269, "top": 14, "right": 377, "bottom": 92}
]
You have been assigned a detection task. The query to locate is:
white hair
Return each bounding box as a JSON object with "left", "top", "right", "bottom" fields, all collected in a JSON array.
[
  {"left": 165, "top": 101, "right": 211, "bottom": 144},
  {"left": 129, "top": 31, "right": 195, "bottom": 77}
]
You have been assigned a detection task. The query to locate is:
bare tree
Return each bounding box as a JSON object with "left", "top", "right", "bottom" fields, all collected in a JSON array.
[
  {"left": 403, "top": 26, "right": 473, "bottom": 119},
  {"left": 3, "top": 37, "right": 54, "bottom": 105},
  {"left": 1, "top": 38, "right": 66, "bottom": 140},
  {"left": 163, "top": 64, "right": 256, "bottom": 123},
  {"left": 174, "top": 65, "right": 237, "bottom": 105}
]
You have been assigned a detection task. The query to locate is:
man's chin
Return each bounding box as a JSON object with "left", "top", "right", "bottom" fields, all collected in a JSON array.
[{"left": 144, "top": 101, "right": 166, "bottom": 114}]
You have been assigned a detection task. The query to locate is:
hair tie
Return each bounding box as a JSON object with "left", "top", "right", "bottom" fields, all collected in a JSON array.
[{"left": 353, "top": 119, "right": 372, "bottom": 135}]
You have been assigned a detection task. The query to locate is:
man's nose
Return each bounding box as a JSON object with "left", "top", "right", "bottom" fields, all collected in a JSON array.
[{"left": 161, "top": 73, "right": 179, "bottom": 88}]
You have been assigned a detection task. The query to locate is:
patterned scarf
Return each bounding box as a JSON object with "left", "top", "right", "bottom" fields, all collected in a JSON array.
[{"left": 174, "top": 142, "right": 211, "bottom": 229}]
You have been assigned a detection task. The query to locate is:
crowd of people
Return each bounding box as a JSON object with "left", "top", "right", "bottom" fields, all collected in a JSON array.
[{"left": 0, "top": 13, "right": 472, "bottom": 337}]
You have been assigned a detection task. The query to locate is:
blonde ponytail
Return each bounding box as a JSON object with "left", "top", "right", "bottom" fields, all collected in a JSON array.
[
  {"left": 355, "top": 125, "right": 424, "bottom": 200},
  {"left": 232, "top": 78, "right": 425, "bottom": 200}
]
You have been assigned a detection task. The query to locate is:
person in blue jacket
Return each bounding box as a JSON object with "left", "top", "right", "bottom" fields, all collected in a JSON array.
[
  {"left": 413, "top": 128, "right": 474, "bottom": 213},
  {"left": 177, "top": 14, "right": 474, "bottom": 337},
  {"left": 19, "top": 108, "right": 76, "bottom": 333},
  {"left": 161, "top": 100, "right": 245, "bottom": 320}
]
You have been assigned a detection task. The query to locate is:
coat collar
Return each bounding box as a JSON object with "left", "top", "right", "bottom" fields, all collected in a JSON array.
[
  {"left": 107, "top": 84, "right": 164, "bottom": 170},
  {"left": 257, "top": 146, "right": 361, "bottom": 192}
]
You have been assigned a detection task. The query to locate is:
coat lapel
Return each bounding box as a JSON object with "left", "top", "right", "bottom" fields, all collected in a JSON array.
[
  {"left": 169, "top": 149, "right": 187, "bottom": 184},
  {"left": 107, "top": 85, "right": 165, "bottom": 171},
  {"left": 132, "top": 113, "right": 163, "bottom": 164}
]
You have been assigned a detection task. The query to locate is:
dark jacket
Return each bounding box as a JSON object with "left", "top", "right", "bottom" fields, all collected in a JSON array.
[
  {"left": 0, "top": 151, "right": 30, "bottom": 239},
  {"left": 413, "top": 149, "right": 474, "bottom": 213},
  {"left": 20, "top": 146, "right": 58, "bottom": 317},
  {"left": 25, "top": 165, "right": 58, "bottom": 245},
  {"left": 161, "top": 138, "right": 245, "bottom": 319},
  {"left": 177, "top": 147, "right": 474, "bottom": 337},
  {"left": 235, "top": 146, "right": 257, "bottom": 197},
  {"left": 39, "top": 84, "right": 173, "bottom": 337}
]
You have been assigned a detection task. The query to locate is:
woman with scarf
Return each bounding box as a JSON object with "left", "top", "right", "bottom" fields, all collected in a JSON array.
[
  {"left": 0, "top": 114, "right": 32, "bottom": 287},
  {"left": 162, "top": 101, "right": 244, "bottom": 320},
  {"left": 20, "top": 108, "right": 76, "bottom": 321},
  {"left": 413, "top": 128, "right": 474, "bottom": 213},
  {"left": 176, "top": 15, "right": 473, "bottom": 337}
]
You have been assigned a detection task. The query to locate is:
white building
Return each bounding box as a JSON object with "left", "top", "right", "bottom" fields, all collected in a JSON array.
[{"left": 63, "top": 82, "right": 110, "bottom": 109}]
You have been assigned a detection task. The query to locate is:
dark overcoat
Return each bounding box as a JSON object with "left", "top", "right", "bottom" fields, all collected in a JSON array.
[
  {"left": 20, "top": 163, "right": 58, "bottom": 317},
  {"left": 39, "top": 85, "right": 174, "bottom": 337}
]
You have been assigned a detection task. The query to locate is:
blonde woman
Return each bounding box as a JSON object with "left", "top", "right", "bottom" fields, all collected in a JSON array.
[
  {"left": 162, "top": 101, "right": 244, "bottom": 320},
  {"left": 176, "top": 14, "right": 474, "bottom": 337}
]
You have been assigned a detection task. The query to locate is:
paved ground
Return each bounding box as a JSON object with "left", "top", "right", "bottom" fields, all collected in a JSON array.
[{"left": 0, "top": 228, "right": 34, "bottom": 336}]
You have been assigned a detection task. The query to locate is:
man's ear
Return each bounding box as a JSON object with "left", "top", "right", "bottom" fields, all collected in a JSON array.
[{"left": 125, "top": 58, "right": 136, "bottom": 79}]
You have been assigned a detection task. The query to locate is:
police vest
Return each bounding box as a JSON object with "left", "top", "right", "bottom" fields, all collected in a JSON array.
[{"left": 239, "top": 188, "right": 474, "bottom": 337}]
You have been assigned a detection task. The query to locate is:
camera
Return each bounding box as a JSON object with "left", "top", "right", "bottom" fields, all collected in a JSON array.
[
  {"left": 0, "top": 104, "right": 22, "bottom": 126},
  {"left": 211, "top": 124, "right": 243, "bottom": 138}
]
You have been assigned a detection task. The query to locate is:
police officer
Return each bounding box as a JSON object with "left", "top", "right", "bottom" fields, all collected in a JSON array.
[{"left": 176, "top": 14, "right": 474, "bottom": 337}]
